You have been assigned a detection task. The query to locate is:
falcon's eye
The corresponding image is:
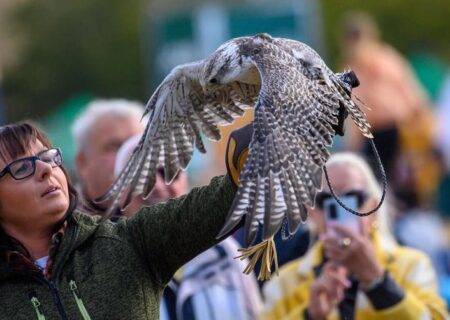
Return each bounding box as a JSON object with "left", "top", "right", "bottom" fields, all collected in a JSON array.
[{"left": 209, "top": 78, "right": 218, "bottom": 84}]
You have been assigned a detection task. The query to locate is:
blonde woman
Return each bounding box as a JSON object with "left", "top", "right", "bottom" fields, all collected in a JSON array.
[{"left": 263, "top": 152, "right": 448, "bottom": 320}]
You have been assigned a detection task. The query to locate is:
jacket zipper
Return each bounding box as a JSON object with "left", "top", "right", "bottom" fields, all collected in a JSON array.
[
  {"left": 69, "top": 280, "right": 92, "bottom": 320},
  {"left": 22, "top": 222, "right": 79, "bottom": 319},
  {"left": 29, "top": 275, "right": 68, "bottom": 320},
  {"left": 48, "top": 279, "right": 68, "bottom": 320},
  {"left": 29, "top": 224, "right": 78, "bottom": 320},
  {"left": 30, "top": 295, "right": 46, "bottom": 320},
  {"left": 47, "top": 223, "right": 78, "bottom": 320}
]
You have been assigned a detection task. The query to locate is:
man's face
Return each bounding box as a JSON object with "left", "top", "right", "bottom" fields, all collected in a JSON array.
[
  {"left": 76, "top": 115, "right": 145, "bottom": 207},
  {"left": 122, "top": 171, "right": 189, "bottom": 217}
]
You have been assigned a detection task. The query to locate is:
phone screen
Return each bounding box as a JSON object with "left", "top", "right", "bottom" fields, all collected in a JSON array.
[{"left": 324, "top": 195, "right": 360, "bottom": 236}]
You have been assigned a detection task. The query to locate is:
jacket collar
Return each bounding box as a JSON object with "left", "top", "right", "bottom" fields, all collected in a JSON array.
[
  {"left": 0, "top": 212, "right": 101, "bottom": 281},
  {"left": 50, "top": 212, "right": 102, "bottom": 275}
]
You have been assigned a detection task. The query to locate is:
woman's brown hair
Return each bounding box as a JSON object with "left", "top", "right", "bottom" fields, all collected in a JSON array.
[{"left": 0, "top": 121, "right": 53, "bottom": 164}]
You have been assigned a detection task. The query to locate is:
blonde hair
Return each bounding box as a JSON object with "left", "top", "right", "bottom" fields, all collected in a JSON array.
[{"left": 324, "top": 152, "right": 397, "bottom": 248}]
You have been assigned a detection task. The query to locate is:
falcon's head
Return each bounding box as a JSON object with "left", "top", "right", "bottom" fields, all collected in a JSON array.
[
  {"left": 337, "top": 70, "right": 360, "bottom": 94},
  {"left": 200, "top": 39, "right": 253, "bottom": 95}
]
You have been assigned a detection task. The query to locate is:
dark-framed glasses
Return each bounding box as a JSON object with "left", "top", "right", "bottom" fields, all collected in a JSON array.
[
  {"left": 0, "top": 148, "right": 63, "bottom": 180},
  {"left": 315, "top": 189, "right": 368, "bottom": 210}
]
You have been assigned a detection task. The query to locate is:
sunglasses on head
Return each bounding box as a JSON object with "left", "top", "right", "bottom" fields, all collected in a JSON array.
[
  {"left": 315, "top": 189, "right": 368, "bottom": 210},
  {"left": 0, "top": 148, "right": 63, "bottom": 180}
]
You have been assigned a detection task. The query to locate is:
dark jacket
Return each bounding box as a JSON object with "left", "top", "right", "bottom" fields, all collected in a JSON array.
[{"left": 0, "top": 175, "right": 236, "bottom": 320}]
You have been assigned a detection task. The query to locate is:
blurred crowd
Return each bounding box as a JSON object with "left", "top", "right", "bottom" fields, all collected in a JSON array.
[
  {"left": 63, "top": 12, "right": 450, "bottom": 319},
  {"left": 338, "top": 12, "right": 450, "bottom": 301},
  {"left": 1, "top": 8, "right": 450, "bottom": 320}
]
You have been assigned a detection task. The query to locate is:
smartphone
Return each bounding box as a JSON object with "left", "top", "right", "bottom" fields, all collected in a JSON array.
[{"left": 324, "top": 195, "right": 360, "bottom": 237}]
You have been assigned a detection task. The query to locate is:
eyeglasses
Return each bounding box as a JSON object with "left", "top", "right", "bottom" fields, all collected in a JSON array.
[
  {"left": 315, "top": 189, "right": 368, "bottom": 210},
  {"left": 0, "top": 148, "right": 63, "bottom": 180}
]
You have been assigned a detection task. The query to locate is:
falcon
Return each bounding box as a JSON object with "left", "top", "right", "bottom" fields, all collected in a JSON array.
[{"left": 97, "top": 33, "right": 372, "bottom": 278}]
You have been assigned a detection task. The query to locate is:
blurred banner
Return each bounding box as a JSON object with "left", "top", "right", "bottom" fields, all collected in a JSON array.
[
  {"left": 40, "top": 94, "right": 93, "bottom": 177},
  {"left": 143, "top": 0, "right": 324, "bottom": 185},
  {"left": 147, "top": 0, "right": 324, "bottom": 86}
]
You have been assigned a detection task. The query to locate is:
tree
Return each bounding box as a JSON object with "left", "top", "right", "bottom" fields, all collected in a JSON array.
[
  {"left": 321, "top": 0, "right": 450, "bottom": 68},
  {"left": 3, "top": 0, "right": 146, "bottom": 120}
]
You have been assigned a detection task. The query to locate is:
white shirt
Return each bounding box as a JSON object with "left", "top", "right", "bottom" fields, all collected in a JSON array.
[{"left": 34, "top": 256, "right": 49, "bottom": 273}]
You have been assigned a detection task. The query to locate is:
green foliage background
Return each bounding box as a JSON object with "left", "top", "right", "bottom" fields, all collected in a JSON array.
[
  {"left": 3, "top": 0, "right": 450, "bottom": 120},
  {"left": 322, "top": 0, "right": 450, "bottom": 66},
  {"left": 3, "top": 0, "right": 145, "bottom": 120}
]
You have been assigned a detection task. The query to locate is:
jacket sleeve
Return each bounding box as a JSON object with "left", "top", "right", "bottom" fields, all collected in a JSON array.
[
  {"left": 366, "top": 252, "right": 449, "bottom": 320},
  {"left": 121, "top": 175, "right": 238, "bottom": 285}
]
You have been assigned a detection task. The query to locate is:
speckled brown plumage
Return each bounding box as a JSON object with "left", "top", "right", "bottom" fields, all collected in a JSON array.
[{"left": 98, "top": 33, "right": 372, "bottom": 249}]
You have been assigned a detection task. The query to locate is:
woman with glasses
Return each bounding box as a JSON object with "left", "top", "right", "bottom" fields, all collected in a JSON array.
[
  {"left": 262, "top": 152, "right": 448, "bottom": 320},
  {"left": 0, "top": 121, "right": 249, "bottom": 319}
]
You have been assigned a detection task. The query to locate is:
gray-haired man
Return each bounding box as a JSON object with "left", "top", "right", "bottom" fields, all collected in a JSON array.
[{"left": 71, "top": 98, "right": 146, "bottom": 213}]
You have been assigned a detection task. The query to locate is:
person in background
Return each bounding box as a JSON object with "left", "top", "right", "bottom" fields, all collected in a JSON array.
[
  {"left": 435, "top": 73, "right": 450, "bottom": 220},
  {"left": 71, "top": 98, "right": 147, "bottom": 215},
  {"left": 262, "top": 152, "right": 448, "bottom": 320},
  {"left": 435, "top": 73, "right": 450, "bottom": 175},
  {"left": 115, "top": 134, "right": 263, "bottom": 320},
  {"left": 340, "top": 12, "right": 436, "bottom": 196}
]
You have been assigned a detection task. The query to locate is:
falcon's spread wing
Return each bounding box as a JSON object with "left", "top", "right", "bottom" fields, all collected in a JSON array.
[
  {"left": 215, "top": 36, "right": 371, "bottom": 246},
  {"left": 96, "top": 61, "right": 259, "bottom": 218}
]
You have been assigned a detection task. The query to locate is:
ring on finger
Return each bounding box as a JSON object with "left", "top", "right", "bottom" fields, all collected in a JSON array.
[{"left": 339, "top": 237, "right": 352, "bottom": 249}]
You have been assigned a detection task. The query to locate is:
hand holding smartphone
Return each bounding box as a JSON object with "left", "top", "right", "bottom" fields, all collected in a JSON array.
[{"left": 324, "top": 195, "right": 360, "bottom": 237}]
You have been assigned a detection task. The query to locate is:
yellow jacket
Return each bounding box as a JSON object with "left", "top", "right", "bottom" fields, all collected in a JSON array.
[{"left": 263, "top": 232, "right": 448, "bottom": 320}]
